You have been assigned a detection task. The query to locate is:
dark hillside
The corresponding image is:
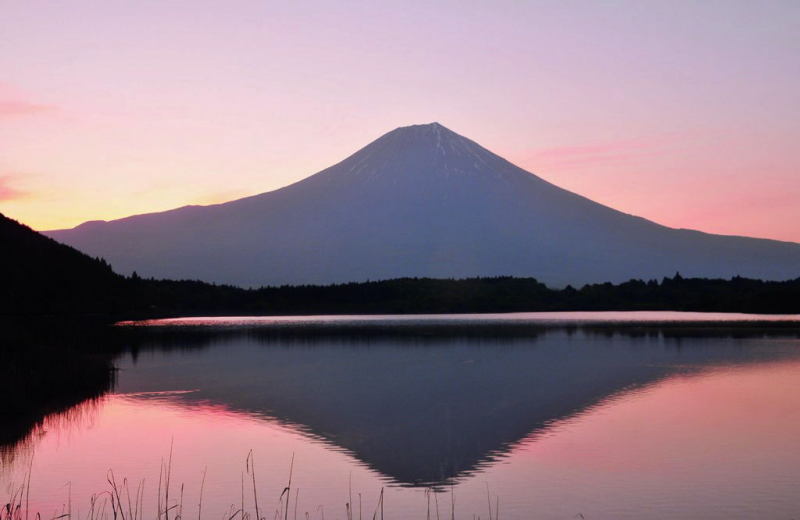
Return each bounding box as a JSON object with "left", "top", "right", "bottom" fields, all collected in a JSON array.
[{"left": 1, "top": 213, "right": 126, "bottom": 315}]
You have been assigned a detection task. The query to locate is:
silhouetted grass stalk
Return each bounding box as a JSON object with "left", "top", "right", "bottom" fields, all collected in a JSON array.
[{"left": 3, "top": 450, "right": 502, "bottom": 520}]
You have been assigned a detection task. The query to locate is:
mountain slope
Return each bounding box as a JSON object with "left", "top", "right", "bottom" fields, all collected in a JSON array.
[
  {"left": 45, "top": 123, "right": 800, "bottom": 287},
  {"left": 0, "top": 212, "right": 124, "bottom": 314}
]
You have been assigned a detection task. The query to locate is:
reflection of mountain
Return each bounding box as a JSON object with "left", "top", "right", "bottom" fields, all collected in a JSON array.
[{"left": 115, "top": 327, "right": 800, "bottom": 485}]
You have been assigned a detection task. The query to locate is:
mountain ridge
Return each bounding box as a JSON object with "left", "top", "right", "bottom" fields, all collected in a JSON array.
[{"left": 45, "top": 123, "right": 800, "bottom": 288}]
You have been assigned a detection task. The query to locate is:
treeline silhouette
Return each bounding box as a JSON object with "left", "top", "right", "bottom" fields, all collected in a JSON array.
[
  {"left": 126, "top": 274, "right": 800, "bottom": 316},
  {"left": 3, "top": 212, "right": 800, "bottom": 317}
]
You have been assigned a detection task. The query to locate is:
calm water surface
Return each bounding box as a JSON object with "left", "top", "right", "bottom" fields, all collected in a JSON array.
[{"left": 4, "top": 312, "right": 800, "bottom": 519}]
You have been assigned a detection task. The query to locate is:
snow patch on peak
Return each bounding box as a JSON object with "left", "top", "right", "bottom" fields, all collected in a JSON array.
[{"left": 398, "top": 121, "right": 445, "bottom": 129}]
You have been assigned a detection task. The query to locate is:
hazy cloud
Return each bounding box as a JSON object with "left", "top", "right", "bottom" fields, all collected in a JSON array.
[
  {"left": 0, "top": 83, "right": 57, "bottom": 118},
  {"left": 0, "top": 99, "right": 56, "bottom": 117},
  {"left": 0, "top": 175, "right": 29, "bottom": 201}
]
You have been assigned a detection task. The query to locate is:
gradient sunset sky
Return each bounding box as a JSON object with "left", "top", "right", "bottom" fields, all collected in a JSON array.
[{"left": 1, "top": 1, "right": 798, "bottom": 241}]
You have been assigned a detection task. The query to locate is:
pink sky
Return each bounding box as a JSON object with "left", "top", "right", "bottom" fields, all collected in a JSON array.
[{"left": 1, "top": 1, "right": 798, "bottom": 242}]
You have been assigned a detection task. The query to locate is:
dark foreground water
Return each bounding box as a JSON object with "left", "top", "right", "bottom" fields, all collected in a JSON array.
[{"left": 4, "top": 312, "right": 800, "bottom": 519}]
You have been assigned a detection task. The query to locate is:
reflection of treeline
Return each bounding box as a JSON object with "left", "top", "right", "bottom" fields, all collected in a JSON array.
[
  {"left": 120, "top": 321, "right": 800, "bottom": 356},
  {"left": 3, "top": 213, "right": 800, "bottom": 316},
  {"left": 0, "top": 319, "right": 118, "bottom": 454}
]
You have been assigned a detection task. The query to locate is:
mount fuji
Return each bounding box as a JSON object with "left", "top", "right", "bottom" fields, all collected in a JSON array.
[{"left": 45, "top": 123, "right": 800, "bottom": 288}]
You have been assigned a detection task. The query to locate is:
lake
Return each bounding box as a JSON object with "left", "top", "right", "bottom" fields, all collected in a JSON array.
[{"left": 4, "top": 312, "right": 800, "bottom": 519}]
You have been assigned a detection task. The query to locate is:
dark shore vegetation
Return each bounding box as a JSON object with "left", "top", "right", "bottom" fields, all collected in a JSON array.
[
  {"left": 3, "top": 214, "right": 800, "bottom": 318},
  {"left": 125, "top": 273, "right": 800, "bottom": 317}
]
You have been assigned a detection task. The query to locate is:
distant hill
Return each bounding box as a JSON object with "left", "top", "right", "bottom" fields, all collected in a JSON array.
[
  {"left": 0, "top": 212, "right": 125, "bottom": 314},
  {"left": 46, "top": 123, "right": 800, "bottom": 287}
]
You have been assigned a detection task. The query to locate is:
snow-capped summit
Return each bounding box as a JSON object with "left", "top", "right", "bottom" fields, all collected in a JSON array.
[
  {"left": 317, "top": 121, "right": 525, "bottom": 184},
  {"left": 45, "top": 123, "right": 800, "bottom": 288}
]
